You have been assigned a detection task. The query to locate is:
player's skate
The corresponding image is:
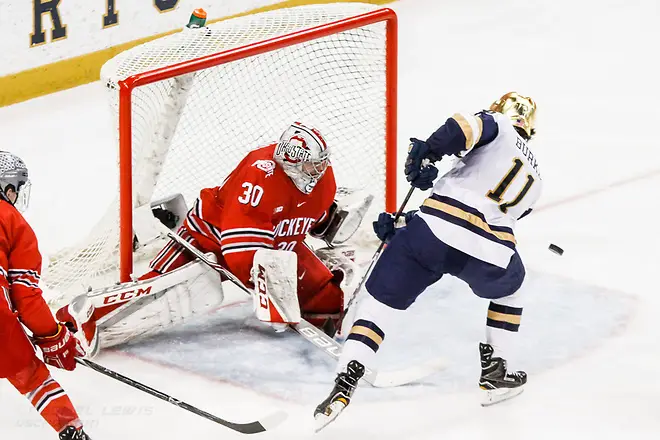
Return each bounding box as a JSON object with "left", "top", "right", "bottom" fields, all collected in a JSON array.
[
  {"left": 314, "top": 360, "right": 365, "bottom": 432},
  {"left": 59, "top": 426, "right": 92, "bottom": 439},
  {"left": 55, "top": 294, "right": 99, "bottom": 358},
  {"left": 479, "top": 342, "right": 526, "bottom": 406}
]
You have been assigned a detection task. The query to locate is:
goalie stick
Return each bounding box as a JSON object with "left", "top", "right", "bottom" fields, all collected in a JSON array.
[
  {"left": 165, "top": 230, "right": 445, "bottom": 388},
  {"left": 75, "top": 358, "right": 286, "bottom": 434}
]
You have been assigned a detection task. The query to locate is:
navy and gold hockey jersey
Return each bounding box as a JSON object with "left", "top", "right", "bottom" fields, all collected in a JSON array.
[{"left": 417, "top": 111, "right": 542, "bottom": 268}]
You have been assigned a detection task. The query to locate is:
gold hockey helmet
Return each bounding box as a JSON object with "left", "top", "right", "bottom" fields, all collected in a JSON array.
[{"left": 489, "top": 92, "right": 537, "bottom": 138}]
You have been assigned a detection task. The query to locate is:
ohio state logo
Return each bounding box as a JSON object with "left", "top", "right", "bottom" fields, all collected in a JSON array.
[{"left": 275, "top": 136, "right": 312, "bottom": 164}]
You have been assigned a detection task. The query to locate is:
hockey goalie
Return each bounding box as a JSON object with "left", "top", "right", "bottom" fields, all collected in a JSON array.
[{"left": 55, "top": 122, "right": 373, "bottom": 355}]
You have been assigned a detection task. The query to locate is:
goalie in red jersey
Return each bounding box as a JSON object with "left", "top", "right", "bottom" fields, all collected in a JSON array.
[
  {"left": 58, "top": 122, "right": 372, "bottom": 351},
  {"left": 0, "top": 152, "right": 91, "bottom": 440}
]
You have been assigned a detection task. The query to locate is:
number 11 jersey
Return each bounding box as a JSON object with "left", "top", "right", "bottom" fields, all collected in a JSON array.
[{"left": 418, "top": 111, "right": 542, "bottom": 268}]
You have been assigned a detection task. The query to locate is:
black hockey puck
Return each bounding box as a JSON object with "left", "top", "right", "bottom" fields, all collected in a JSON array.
[{"left": 548, "top": 243, "right": 564, "bottom": 255}]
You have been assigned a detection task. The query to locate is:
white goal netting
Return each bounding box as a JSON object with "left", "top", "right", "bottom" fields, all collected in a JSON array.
[{"left": 43, "top": 3, "right": 394, "bottom": 307}]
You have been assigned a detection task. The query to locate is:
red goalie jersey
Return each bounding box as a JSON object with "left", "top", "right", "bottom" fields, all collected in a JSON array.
[{"left": 143, "top": 143, "right": 343, "bottom": 325}]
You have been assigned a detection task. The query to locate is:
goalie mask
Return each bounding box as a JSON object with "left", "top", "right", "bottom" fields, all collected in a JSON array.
[
  {"left": 0, "top": 151, "right": 31, "bottom": 212},
  {"left": 489, "top": 92, "right": 537, "bottom": 139},
  {"left": 274, "top": 122, "right": 330, "bottom": 194}
]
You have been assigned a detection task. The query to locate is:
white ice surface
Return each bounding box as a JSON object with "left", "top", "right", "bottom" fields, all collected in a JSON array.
[{"left": 1, "top": 0, "right": 660, "bottom": 438}]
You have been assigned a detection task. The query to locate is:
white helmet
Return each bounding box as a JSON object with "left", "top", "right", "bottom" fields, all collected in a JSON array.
[
  {"left": 274, "top": 122, "right": 330, "bottom": 194},
  {"left": 0, "top": 151, "right": 31, "bottom": 212}
]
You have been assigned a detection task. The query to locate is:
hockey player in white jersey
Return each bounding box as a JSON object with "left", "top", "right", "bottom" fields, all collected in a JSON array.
[{"left": 314, "top": 92, "right": 541, "bottom": 430}]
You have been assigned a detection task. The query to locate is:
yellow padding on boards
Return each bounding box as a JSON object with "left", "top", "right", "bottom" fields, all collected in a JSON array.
[
  {"left": 349, "top": 325, "right": 384, "bottom": 345},
  {"left": 422, "top": 198, "right": 517, "bottom": 245},
  {"left": 0, "top": 0, "right": 396, "bottom": 108},
  {"left": 487, "top": 310, "right": 522, "bottom": 325}
]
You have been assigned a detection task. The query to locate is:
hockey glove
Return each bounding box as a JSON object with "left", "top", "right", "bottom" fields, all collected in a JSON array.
[
  {"left": 372, "top": 210, "right": 417, "bottom": 243},
  {"left": 410, "top": 165, "right": 438, "bottom": 190},
  {"left": 405, "top": 138, "right": 440, "bottom": 190},
  {"left": 34, "top": 323, "right": 85, "bottom": 371}
]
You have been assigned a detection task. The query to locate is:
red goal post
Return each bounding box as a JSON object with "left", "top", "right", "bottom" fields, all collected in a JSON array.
[{"left": 117, "top": 7, "right": 398, "bottom": 283}]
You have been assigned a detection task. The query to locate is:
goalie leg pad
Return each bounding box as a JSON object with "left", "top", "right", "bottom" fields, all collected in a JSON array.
[
  {"left": 88, "top": 254, "right": 224, "bottom": 348},
  {"left": 252, "top": 249, "right": 300, "bottom": 327}
]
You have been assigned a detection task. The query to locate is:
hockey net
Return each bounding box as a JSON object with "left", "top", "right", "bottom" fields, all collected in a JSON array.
[{"left": 42, "top": 3, "right": 397, "bottom": 307}]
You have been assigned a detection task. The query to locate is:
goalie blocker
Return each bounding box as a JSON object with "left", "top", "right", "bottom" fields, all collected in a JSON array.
[{"left": 57, "top": 186, "right": 372, "bottom": 356}]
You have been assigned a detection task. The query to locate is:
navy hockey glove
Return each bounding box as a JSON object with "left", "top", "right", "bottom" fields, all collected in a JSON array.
[
  {"left": 410, "top": 164, "right": 438, "bottom": 190},
  {"left": 405, "top": 138, "right": 440, "bottom": 190},
  {"left": 372, "top": 210, "right": 418, "bottom": 243}
]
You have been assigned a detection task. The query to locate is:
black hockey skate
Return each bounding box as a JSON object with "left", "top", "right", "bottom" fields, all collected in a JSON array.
[
  {"left": 479, "top": 342, "right": 527, "bottom": 406},
  {"left": 314, "top": 360, "right": 365, "bottom": 432},
  {"left": 59, "top": 426, "right": 92, "bottom": 440}
]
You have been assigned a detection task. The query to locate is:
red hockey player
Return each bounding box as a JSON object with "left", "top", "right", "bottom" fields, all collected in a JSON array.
[
  {"left": 58, "top": 122, "right": 372, "bottom": 351},
  {"left": 0, "top": 152, "right": 91, "bottom": 440}
]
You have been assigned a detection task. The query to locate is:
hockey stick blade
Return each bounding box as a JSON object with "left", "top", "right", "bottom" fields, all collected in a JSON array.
[{"left": 76, "top": 358, "right": 287, "bottom": 434}]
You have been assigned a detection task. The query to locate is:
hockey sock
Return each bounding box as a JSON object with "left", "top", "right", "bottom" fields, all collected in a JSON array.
[
  {"left": 336, "top": 293, "right": 400, "bottom": 373},
  {"left": 485, "top": 295, "right": 523, "bottom": 363},
  {"left": 8, "top": 359, "right": 82, "bottom": 433}
]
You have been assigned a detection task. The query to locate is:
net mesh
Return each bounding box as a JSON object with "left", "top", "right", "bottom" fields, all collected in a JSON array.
[{"left": 43, "top": 4, "right": 391, "bottom": 306}]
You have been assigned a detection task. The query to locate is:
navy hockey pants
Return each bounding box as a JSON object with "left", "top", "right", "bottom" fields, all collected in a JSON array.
[{"left": 365, "top": 215, "right": 525, "bottom": 310}]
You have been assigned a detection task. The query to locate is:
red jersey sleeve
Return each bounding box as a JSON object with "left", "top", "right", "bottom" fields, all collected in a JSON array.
[{"left": 0, "top": 202, "right": 57, "bottom": 337}]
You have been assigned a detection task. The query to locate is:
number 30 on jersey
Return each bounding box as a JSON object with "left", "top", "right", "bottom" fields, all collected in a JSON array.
[{"left": 238, "top": 182, "right": 264, "bottom": 207}]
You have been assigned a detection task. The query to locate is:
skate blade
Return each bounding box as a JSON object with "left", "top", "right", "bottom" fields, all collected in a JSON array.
[
  {"left": 314, "top": 400, "right": 347, "bottom": 432},
  {"left": 481, "top": 386, "right": 524, "bottom": 407}
]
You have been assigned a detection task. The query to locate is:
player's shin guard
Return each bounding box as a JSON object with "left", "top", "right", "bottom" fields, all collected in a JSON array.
[
  {"left": 314, "top": 360, "right": 365, "bottom": 431},
  {"left": 314, "top": 293, "right": 394, "bottom": 431},
  {"left": 485, "top": 297, "right": 523, "bottom": 362},
  {"left": 335, "top": 293, "right": 394, "bottom": 374}
]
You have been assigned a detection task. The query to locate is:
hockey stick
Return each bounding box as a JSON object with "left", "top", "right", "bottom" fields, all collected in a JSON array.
[
  {"left": 341, "top": 186, "right": 416, "bottom": 321},
  {"left": 166, "top": 230, "right": 443, "bottom": 388},
  {"left": 75, "top": 358, "right": 287, "bottom": 434}
]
